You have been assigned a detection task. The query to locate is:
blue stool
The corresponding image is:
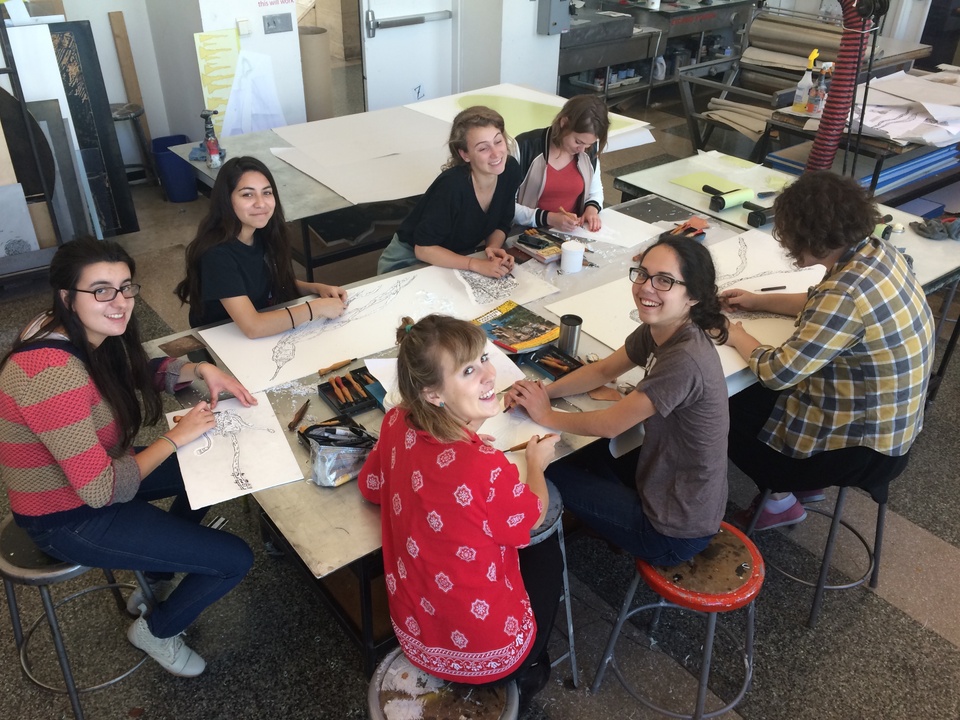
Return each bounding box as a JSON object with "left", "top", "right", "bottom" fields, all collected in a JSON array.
[{"left": 0, "top": 515, "right": 152, "bottom": 720}]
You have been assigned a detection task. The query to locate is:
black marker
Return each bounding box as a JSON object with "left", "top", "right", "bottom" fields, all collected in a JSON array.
[{"left": 760, "top": 285, "right": 786, "bottom": 292}]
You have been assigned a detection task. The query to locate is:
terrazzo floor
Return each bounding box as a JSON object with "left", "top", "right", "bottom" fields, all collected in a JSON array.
[{"left": 2, "top": 96, "right": 960, "bottom": 720}]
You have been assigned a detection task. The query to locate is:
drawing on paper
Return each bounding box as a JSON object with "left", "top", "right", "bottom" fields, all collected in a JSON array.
[
  {"left": 455, "top": 269, "right": 520, "bottom": 305},
  {"left": 167, "top": 394, "right": 303, "bottom": 510},
  {"left": 195, "top": 409, "right": 276, "bottom": 491},
  {"left": 269, "top": 276, "right": 417, "bottom": 381}
]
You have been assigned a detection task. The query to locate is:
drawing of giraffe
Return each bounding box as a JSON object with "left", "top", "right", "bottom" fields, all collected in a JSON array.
[{"left": 195, "top": 409, "right": 275, "bottom": 491}]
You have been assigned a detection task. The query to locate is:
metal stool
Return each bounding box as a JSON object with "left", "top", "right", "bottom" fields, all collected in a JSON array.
[
  {"left": 529, "top": 478, "right": 578, "bottom": 687},
  {"left": 0, "top": 515, "right": 152, "bottom": 720},
  {"left": 592, "top": 522, "right": 765, "bottom": 720},
  {"left": 368, "top": 645, "right": 519, "bottom": 720},
  {"left": 747, "top": 485, "right": 887, "bottom": 628},
  {"left": 109, "top": 102, "right": 158, "bottom": 186}
]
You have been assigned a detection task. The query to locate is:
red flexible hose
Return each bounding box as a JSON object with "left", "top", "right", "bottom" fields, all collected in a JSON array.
[{"left": 806, "top": 1, "right": 872, "bottom": 171}]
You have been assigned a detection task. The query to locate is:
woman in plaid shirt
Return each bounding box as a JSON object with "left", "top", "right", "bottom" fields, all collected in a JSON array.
[{"left": 721, "top": 171, "right": 934, "bottom": 530}]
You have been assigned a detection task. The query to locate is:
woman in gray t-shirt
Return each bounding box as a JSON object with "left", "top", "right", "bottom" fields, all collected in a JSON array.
[{"left": 505, "top": 235, "right": 729, "bottom": 565}]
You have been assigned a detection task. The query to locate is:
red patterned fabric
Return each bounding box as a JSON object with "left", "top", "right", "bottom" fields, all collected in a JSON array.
[{"left": 359, "top": 407, "right": 542, "bottom": 683}]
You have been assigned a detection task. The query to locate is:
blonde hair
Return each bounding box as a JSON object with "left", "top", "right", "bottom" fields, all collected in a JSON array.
[
  {"left": 442, "top": 105, "right": 510, "bottom": 171},
  {"left": 395, "top": 314, "right": 487, "bottom": 443}
]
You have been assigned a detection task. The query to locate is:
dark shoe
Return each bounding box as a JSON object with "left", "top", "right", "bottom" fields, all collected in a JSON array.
[
  {"left": 794, "top": 488, "right": 826, "bottom": 504},
  {"left": 517, "top": 651, "right": 551, "bottom": 713}
]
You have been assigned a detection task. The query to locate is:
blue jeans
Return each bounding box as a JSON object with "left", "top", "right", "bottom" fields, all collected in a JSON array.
[
  {"left": 547, "top": 443, "right": 712, "bottom": 566},
  {"left": 27, "top": 454, "right": 253, "bottom": 638}
]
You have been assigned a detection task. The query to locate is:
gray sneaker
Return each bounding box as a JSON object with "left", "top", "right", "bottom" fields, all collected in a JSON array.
[
  {"left": 126, "top": 577, "right": 179, "bottom": 617},
  {"left": 127, "top": 616, "right": 206, "bottom": 677}
]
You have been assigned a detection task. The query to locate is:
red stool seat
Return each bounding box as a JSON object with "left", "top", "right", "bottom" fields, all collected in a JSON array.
[{"left": 592, "top": 522, "right": 765, "bottom": 720}]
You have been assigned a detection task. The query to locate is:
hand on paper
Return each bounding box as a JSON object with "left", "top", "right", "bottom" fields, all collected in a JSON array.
[
  {"left": 719, "top": 288, "right": 760, "bottom": 313},
  {"left": 168, "top": 401, "right": 218, "bottom": 446},
  {"left": 315, "top": 283, "right": 348, "bottom": 303},
  {"left": 524, "top": 433, "right": 560, "bottom": 473},
  {"left": 550, "top": 209, "right": 581, "bottom": 232},
  {"left": 477, "top": 433, "right": 497, "bottom": 446},
  {"left": 200, "top": 363, "right": 257, "bottom": 409},
  {"left": 312, "top": 297, "right": 348, "bottom": 320},
  {"left": 505, "top": 379, "right": 552, "bottom": 424},
  {"left": 475, "top": 252, "right": 514, "bottom": 278},
  {"left": 581, "top": 206, "right": 602, "bottom": 232}
]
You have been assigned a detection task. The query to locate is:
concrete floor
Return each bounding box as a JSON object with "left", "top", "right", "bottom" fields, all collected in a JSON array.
[{"left": 2, "top": 97, "right": 960, "bottom": 720}]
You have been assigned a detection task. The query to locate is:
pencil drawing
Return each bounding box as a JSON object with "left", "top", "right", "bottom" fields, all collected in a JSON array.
[
  {"left": 455, "top": 269, "right": 519, "bottom": 305},
  {"left": 196, "top": 409, "right": 276, "bottom": 491}
]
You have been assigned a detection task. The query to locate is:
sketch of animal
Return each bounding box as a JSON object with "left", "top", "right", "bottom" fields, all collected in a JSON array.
[
  {"left": 195, "top": 409, "right": 276, "bottom": 491},
  {"left": 456, "top": 269, "right": 519, "bottom": 305}
]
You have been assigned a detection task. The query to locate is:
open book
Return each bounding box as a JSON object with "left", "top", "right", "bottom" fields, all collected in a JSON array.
[{"left": 473, "top": 300, "right": 559, "bottom": 353}]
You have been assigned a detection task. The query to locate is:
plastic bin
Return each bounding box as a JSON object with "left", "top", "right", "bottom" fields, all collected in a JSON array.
[{"left": 152, "top": 134, "right": 197, "bottom": 202}]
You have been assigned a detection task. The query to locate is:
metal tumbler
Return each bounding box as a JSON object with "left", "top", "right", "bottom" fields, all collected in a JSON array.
[{"left": 557, "top": 314, "right": 582, "bottom": 357}]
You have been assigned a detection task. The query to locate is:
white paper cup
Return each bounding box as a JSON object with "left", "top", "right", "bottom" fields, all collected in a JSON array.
[
  {"left": 560, "top": 241, "right": 585, "bottom": 274},
  {"left": 647, "top": 0, "right": 661, "bottom": 10}
]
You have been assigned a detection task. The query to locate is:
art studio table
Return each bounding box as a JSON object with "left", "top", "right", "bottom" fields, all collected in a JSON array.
[
  {"left": 142, "top": 193, "right": 764, "bottom": 676},
  {"left": 170, "top": 83, "right": 654, "bottom": 282},
  {"left": 614, "top": 152, "right": 960, "bottom": 403}
]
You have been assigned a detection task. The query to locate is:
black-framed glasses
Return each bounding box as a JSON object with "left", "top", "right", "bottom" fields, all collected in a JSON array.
[
  {"left": 628, "top": 267, "right": 685, "bottom": 292},
  {"left": 73, "top": 284, "right": 141, "bottom": 302}
]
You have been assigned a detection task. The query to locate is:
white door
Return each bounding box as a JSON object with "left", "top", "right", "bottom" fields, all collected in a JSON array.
[
  {"left": 881, "top": 0, "right": 931, "bottom": 44},
  {"left": 359, "top": 0, "right": 457, "bottom": 111}
]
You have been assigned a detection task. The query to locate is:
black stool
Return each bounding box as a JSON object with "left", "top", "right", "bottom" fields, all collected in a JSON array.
[
  {"left": 110, "top": 102, "right": 158, "bottom": 186},
  {"left": 0, "top": 515, "right": 152, "bottom": 720}
]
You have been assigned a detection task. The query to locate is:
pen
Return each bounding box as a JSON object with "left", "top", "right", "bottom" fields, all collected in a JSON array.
[
  {"left": 760, "top": 285, "right": 786, "bottom": 292},
  {"left": 287, "top": 399, "right": 310, "bottom": 431}
]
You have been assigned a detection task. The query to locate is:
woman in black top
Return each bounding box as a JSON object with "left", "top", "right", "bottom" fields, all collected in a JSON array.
[
  {"left": 176, "top": 156, "right": 347, "bottom": 338},
  {"left": 377, "top": 106, "right": 520, "bottom": 277}
]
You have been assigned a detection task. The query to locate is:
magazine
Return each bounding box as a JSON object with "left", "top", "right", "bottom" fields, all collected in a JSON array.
[{"left": 473, "top": 300, "right": 559, "bottom": 353}]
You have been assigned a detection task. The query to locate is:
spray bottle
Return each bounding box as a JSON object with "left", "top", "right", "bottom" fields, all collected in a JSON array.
[
  {"left": 200, "top": 109, "right": 222, "bottom": 170},
  {"left": 792, "top": 48, "right": 819, "bottom": 113}
]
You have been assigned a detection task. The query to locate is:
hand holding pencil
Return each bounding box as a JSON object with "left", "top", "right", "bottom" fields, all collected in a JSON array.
[{"left": 552, "top": 206, "right": 581, "bottom": 233}]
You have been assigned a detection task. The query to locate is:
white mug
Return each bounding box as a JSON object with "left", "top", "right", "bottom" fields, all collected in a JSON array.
[{"left": 560, "top": 241, "right": 585, "bottom": 274}]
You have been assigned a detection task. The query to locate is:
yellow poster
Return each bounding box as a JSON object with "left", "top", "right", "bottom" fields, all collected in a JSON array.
[{"left": 194, "top": 28, "right": 240, "bottom": 139}]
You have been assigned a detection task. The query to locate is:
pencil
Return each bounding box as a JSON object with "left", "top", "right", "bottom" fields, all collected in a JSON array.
[
  {"left": 287, "top": 399, "right": 310, "bottom": 431},
  {"left": 760, "top": 285, "right": 787, "bottom": 292}
]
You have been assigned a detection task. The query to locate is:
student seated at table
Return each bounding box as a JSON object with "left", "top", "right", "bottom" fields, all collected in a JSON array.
[
  {"left": 721, "top": 171, "right": 934, "bottom": 530},
  {"left": 377, "top": 106, "right": 520, "bottom": 277},
  {"left": 0, "top": 237, "right": 255, "bottom": 677},
  {"left": 358, "top": 315, "right": 563, "bottom": 706},
  {"left": 513, "top": 94, "right": 609, "bottom": 233},
  {"left": 505, "top": 234, "right": 729, "bottom": 565},
  {"left": 176, "top": 156, "right": 347, "bottom": 337}
]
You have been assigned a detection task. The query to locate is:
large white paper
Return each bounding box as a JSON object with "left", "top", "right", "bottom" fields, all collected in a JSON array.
[
  {"left": 549, "top": 207, "right": 661, "bottom": 249},
  {"left": 166, "top": 394, "right": 303, "bottom": 510},
  {"left": 200, "top": 264, "right": 559, "bottom": 393},
  {"left": 545, "top": 230, "right": 825, "bottom": 378},
  {"left": 222, "top": 50, "right": 286, "bottom": 136},
  {"left": 0, "top": 184, "right": 39, "bottom": 254}
]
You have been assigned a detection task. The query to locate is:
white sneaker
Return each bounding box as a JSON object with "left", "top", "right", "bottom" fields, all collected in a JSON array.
[
  {"left": 126, "top": 577, "right": 179, "bottom": 617},
  {"left": 127, "top": 616, "right": 206, "bottom": 677}
]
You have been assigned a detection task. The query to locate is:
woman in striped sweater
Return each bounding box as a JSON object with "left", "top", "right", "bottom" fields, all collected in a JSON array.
[{"left": 0, "top": 237, "right": 255, "bottom": 678}]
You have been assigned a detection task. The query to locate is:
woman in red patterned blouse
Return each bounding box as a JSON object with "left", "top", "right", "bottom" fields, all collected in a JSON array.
[{"left": 359, "top": 314, "right": 563, "bottom": 704}]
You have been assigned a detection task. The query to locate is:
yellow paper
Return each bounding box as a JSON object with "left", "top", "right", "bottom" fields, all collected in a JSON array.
[
  {"left": 670, "top": 172, "right": 742, "bottom": 194},
  {"left": 194, "top": 29, "right": 240, "bottom": 139},
  {"left": 457, "top": 94, "right": 633, "bottom": 135}
]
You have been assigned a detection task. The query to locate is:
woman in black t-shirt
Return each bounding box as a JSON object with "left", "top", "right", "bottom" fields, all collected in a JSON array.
[
  {"left": 176, "top": 156, "right": 347, "bottom": 338},
  {"left": 377, "top": 106, "right": 520, "bottom": 277}
]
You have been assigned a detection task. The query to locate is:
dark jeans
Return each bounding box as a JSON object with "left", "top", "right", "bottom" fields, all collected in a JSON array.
[
  {"left": 728, "top": 383, "right": 910, "bottom": 504},
  {"left": 547, "top": 442, "right": 712, "bottom": 566},
  {"left": 27, "top": 453, "right": 253, "bottom": 638}
]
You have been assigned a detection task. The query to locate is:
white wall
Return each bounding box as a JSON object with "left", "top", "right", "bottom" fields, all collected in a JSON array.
[
  {"left": 760, "top": 0, "right": 931, "bottom": 43},
  {"left": 198, "top": 0, "right": 306, "bottom": 131},
  {"left": 458, "top": 0, "right": 560, "bottom": 95}
]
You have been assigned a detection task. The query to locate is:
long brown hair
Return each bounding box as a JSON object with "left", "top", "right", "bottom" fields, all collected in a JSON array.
[
  {"left": 2, "top": 237, "right": 161, "bottom": 449},
  {"left": 394, "top": 314, "right": 488, "bottom": 443},
  {"left": 175, "top": 156, "right": 299, "bottom": 312},
  {"left": 550, "top": 95, "right": 609, "bottom": 154},
  {"left": 442, "top": 106, "right": 508, "bottom": 171}
]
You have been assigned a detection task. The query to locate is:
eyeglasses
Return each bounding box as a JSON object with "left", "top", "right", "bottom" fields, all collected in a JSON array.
[
  {"left": 73, "top": 284, "right": 141, "bottom": 302},
  {"left": 629, "top": 267, "right": 685, "bottom": 292}
]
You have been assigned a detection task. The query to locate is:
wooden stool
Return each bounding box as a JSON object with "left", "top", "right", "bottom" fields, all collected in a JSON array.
[
  {"left": 747, "top": 485, "right": 887, "bottom": 627},
  {"left": 528, "top": 478, "right": 578, "bottom": 687},
  {"left": 592, "top": 522, "right": 765, "bottom": 720},
  {"left": 110, "top": 102, "right": 158, "bottom": 186},
  {"left": 0, "top": 515, "right": 151, "bottom": 720},
  {"left": 368, "top": 645, "right": 519, "bottom": 720}
]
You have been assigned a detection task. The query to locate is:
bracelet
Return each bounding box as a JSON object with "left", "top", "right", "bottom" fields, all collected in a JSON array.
[
  {"left": 467, "top": 258, "right": 473, "bottom": 272},
  {"left": 305, "top": 302, "right": 314, "bottom": 321},
  {"left": 284, "top": 306, "right": 295, "bottom": 328},
  {"left": 194, "top": 360, "right": 208, "bottom": 381},
  {"left": 159, "top": 435, "right": 179, "bottom": 453}
]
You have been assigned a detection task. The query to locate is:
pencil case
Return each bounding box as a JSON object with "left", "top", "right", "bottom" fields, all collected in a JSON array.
[
  {"left": 526, "top": 346, "right": 583, "bottom": 380},
  {"left": 298, "top": 423, "right": 378, "bottom": 488},
  {"left": 318, "top": 374, "right": 379, "bottom": 416}
]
